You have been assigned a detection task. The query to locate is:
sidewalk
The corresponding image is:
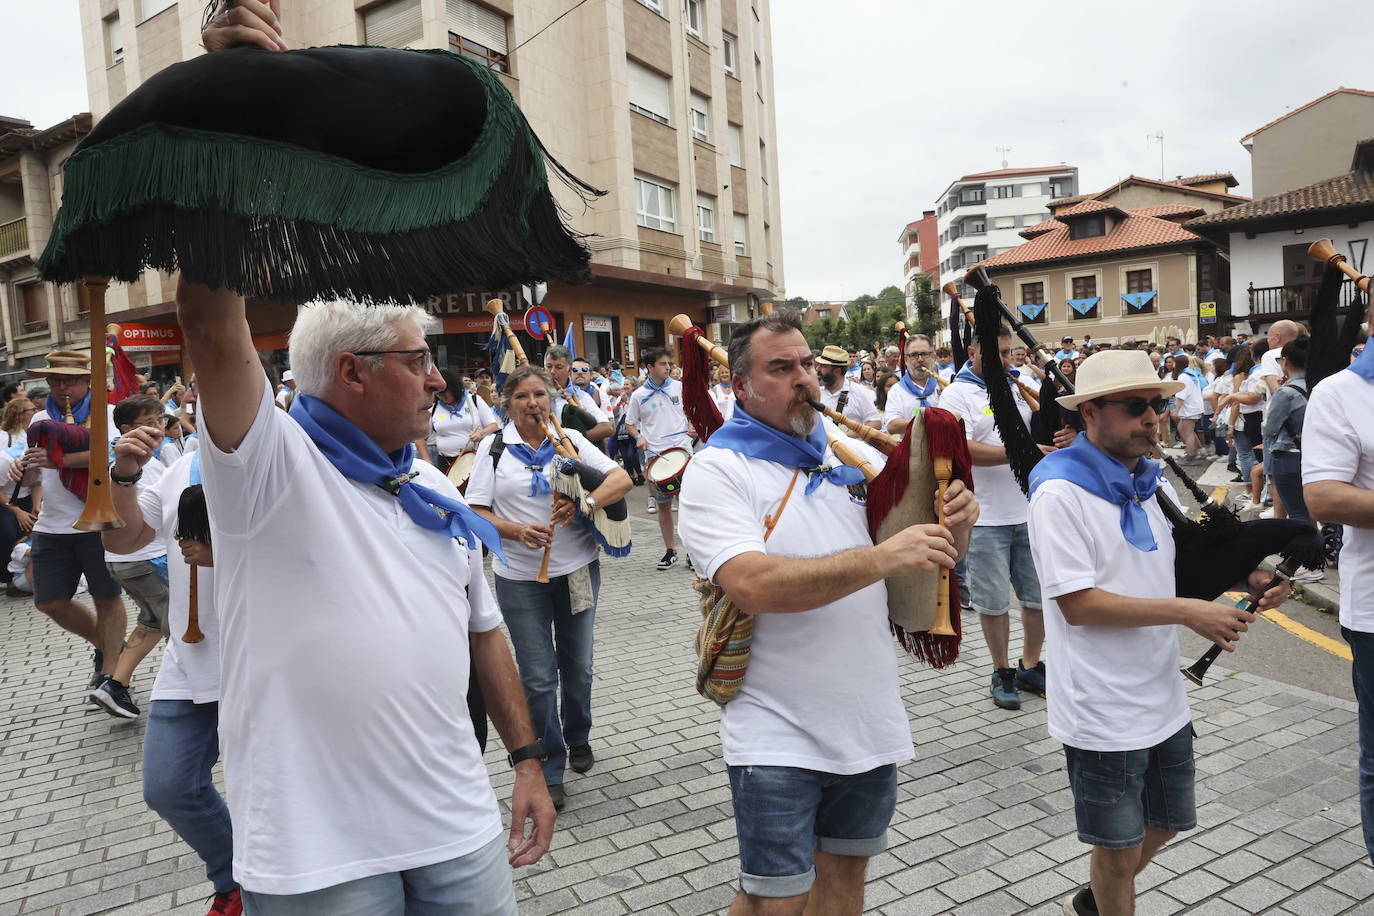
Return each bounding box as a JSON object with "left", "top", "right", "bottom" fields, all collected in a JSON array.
[{"left": 1, "top": 511, "right": 1370, "bottom": 915}]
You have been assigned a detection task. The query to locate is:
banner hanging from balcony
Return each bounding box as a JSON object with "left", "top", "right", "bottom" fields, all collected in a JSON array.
[
  {"left": 1017, "top": 302, "right": 1047, "bottom": 321},
  {"left": 1067, "top": 297, "right": 1100, "bottom": 315},
  {"left": 1122, "top": 291, "right": 1157, "bottom": 311}
]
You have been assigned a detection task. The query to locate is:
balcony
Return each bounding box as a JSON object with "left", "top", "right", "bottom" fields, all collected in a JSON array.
[
  {"left": 1247, "top": 278, "right": 1357, "bottom": 322},
  {"left": 0, "top": 217, "right": 28, "bottom": 260}
]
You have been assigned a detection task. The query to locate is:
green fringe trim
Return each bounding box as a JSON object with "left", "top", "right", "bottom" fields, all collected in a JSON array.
[{"left": 39, "top": 52, "right": 547, "bottom": 275}]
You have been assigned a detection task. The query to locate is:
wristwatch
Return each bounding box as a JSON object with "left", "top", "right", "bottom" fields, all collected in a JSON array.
[
  {"left": 584, "top": 495, "right": 597, "bottom": 511},
  {"left": 507, "top": 739, "right": 548, "bottom": 768}
]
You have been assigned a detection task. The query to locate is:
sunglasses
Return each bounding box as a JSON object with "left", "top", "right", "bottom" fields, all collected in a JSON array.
[{"left": 1097, "top": 396, "right": 1169, "bottom": 417}]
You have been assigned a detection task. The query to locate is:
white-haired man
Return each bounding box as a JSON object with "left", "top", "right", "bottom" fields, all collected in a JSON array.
[{"left": 177, "top": 279, "right": 554, "bottom": 914}]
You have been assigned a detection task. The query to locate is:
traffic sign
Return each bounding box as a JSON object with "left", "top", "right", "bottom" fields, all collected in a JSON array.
[{"left": 524, "top": 306, "right": 553, "bottom": 338}]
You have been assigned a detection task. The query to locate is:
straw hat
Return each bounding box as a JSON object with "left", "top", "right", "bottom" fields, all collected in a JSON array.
[
  {"left": 1056, "top": 350, "right": 1182, "bottom": 410},
  {"left": 815, "top": 345, "right": 850, "bottom": 367},
  {"left": 25, "top": 350, "right": 91, "bottom": 378}
]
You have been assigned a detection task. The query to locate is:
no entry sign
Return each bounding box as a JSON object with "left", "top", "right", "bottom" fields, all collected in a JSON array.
[{"left": 524, "top": 306, "right": 553, "bottom": 338}]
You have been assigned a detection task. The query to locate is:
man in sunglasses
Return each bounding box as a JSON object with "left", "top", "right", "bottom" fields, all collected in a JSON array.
[{"left": 1027, "top": 351, "right": 1291, "bottom": 915}]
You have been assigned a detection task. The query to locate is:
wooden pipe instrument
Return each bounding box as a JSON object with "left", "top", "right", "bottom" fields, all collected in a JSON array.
[
  {"left": 929, "top": 456, "right": 957, "bottom": 637},
  {"left": 806, "top": 399, "right": 900, "bottom": 453},
  {"left": 824, "top": 431, "right": 881, "bottom": 483},
  {"left": 485, "top": 298, "right": 531, "bottom": 366},
  {"left": 669, "top": 314, "right": 730, "bottom": 368},
  {"left": 1308, "top": 238, "right": 1372, "bottom": 294},
  {"left": 534, "top": 396, "right": 582, "bottom": 584},
  {"left": 945, "top": 290, "right": 1043, "bottom": 408},
  {"left": 75, "top": 276, "right": 123, "bottom": 532}
]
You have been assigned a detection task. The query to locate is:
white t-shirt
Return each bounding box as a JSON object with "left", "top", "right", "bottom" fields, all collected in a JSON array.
[
  {"left": 8, "top": 540, "right": 29, "bottom": 577},
  {"left": 625, "top": 379, "right": 691, "bottom": 453},
  {"left": 1028, "top": 475, "right": 1190, "bottom": 751},
  {"left": 1239, "top": 367, "right": 1265, "bottom": 415},
  {"left": 1255, "top": 347, "right": 1283, "bottom": 385},
  {"left": 937, "top": 378, "right": 1031, "bottom": 526},
  {"left": 1302, "top": 369, "right": 1374, "bottom": 631},
  {"left": 936, "top": 363, "right": 956, "bottom": 383},
  {"left": 0, "top": 448, "right": 32, "bottom": 501},
  {"left": 710, "top": 383, "right": 735, "bottom": 421},
  {"left": 882, "top": 375, "right": 940, "bottom": 430},
  {"left": 199, "top": 380, "right": 504, "bottom": 895},
  {"left": 32, "top": 405, "right": 118, "bottom": 535},
  {"left": 553, "top": 385, "right": 609, "bottom": 428},
  {"left": 428, "top": 393, "right": 495, "bottom": 457},
  {"left": 104, "top": 453, "right": 166, "bottom": 563},
  {"left": 819, "top": 378, "right": 880, "bottom": 428},
  {"left": 1174, "top": 373, "right": 1204, "bottom": 419},
  {"left": 466, "top": 422, "right": 618, "bottom": 581},
  {"left": 137, "top": 452, "right": 222, "bottom": 704},
  {"left": 677, "top": 421, "right": 914, "bottom": 774}
]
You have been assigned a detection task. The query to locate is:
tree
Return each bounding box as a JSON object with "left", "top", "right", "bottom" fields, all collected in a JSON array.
[
  {"left": 911, "top": 275, "right": 941, "bottom": 339},
  {"left": 784, "top": 296, "right": 808, "bottom": 312}
]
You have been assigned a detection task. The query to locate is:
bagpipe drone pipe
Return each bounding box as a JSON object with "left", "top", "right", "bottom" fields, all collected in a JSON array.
[{"left": 962, "top": 266, "right": 1324, "bottom": 683}]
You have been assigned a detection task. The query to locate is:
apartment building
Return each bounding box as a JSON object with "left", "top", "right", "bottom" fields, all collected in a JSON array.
[
  {"left": 933, "top": 165, "right": 1078, "bottom": 296},
  {"left": 896, "top": 209, "right": 937, "bottom": 314},
  {"left": 61, "top": 0, "right": 784, "bottom": 373}
]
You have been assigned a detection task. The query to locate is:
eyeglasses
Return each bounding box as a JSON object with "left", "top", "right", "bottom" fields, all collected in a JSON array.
[
  {"left": 906, "top": 350, "right": 933, "bottom": 358},
  {"left": 352, "top": 349, "right": 435, "bottom": 375},
  {"left": 1097, "top": 396, "right": 1170, "bottom": 417},
  {"left": 570, "top": 367, "right": 591, "bottom": 374}
]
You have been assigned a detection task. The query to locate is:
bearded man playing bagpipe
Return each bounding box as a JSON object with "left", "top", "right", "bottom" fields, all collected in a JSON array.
[
  {"left": 677, "top": 312, "right": 979, "bottom": 916},
  {"left": 1027, "top": 351, "right": 1291, "bottom": 916}
]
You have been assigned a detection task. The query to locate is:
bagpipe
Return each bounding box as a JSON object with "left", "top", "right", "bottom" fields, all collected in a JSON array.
[
  {"left": 962, "top": 266, "right": 1325, "bottom": 684},
  {"left": 34, "top": 40, "right": 600, "bottom": 531},
  {"left": 672, "top": 312, "right": 974, "bottom": 669}
]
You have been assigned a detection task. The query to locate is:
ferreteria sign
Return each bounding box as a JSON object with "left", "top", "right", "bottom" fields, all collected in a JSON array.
[{"left": 422, "top": 289, "right": 526, "bottom": 316}]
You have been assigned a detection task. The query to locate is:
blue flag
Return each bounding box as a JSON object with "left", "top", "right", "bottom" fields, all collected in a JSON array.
[{"left": 563, "top": 323, "right": 577, "bottom": 360}]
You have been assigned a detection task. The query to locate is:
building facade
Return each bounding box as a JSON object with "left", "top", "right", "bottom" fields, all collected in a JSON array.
[
  {"left": 897, "top": 209, "right": 938, "bottom": 315},
  {"left": 63, "top": 0, "right": 785, "bottom": 376},
  {"left": 1240, "top": 87, "right": 1374, "bottom": 199}
]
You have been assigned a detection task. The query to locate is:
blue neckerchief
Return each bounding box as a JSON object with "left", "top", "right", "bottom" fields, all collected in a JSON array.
[
  {"left": 704, "top": 406, "right": 865, "bottom": 495},
  {"left": 953, "top": 364, "right": 987, "bottom": 390},
  {"left": 1182, "top": 367, "right": 1207, "bottom": 390},
  {"left": 579, "top": 382, "right": 599, "bottom": 398},
  {"left": 1029, "top": 433, "right": 1162, "bottom": 551},
  {"left": 1350, "top": 340, "right": 1374, "bottom": 380},
  {"left": 288, "top": 395, "right": 504, "bottom": 561},
  {"left": 898, "top": 372, "right": 938, "bottom": 405},
  {"left": 438, "top": 391, "right": 466, "bottom": 419},
  {"left": 47, "top": 390, "right": 92, "bottom": 425},
  {"left": 148, "top": 554, "right": 170, "bottom": 586},
  {"left": 641, "top": 376, "right": 675, "bottom": 406},
  {"left": 190, "top": 450, "right": 201, "bottom": 486},
  {"left": 504, "top": 438, "right": 556, "bottom": 497}
]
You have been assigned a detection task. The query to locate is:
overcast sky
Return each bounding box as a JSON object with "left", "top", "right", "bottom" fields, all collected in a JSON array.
[{"left": 6, "top": 0, "right": 1370, "bottom": 303}]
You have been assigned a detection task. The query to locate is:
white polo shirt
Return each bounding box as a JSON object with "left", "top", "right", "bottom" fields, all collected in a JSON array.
[
  {"left": 465, "top": 422, "right": 619, "bottom": 581},
  {"left": 882, "top": 375, "right": 940, "bottom": 430},
  {"left": 625, "top": 378, "right": 691, "bottom": 453},
  {"left": 678, "top": 421, "right": 913, "bottom": 774},
  {"left": 1303, "top": 369, "right": 1374, "bottom": 631},
  {"left": 32, "top": 405, "right": 118, "bottom": 535},
  {"left": 937, "top": 378, "right": 1031, "bottom": 526},
  {"left": 819, "top": 378, "right": 880, "bottom": 428},
  {"left": 428, "top": 393, "right": 495, "bottom": 457},
  {"left": 199, "top": 380, "right": 504, "bottom": 895},
  {"left": 1029, "top": 475, "right": 1190, "bottom": 751}
]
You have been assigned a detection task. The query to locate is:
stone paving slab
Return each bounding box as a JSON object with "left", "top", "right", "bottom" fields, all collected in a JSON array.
[{"left": 1, "top": 508, "right": 1369, "bottom": 914}]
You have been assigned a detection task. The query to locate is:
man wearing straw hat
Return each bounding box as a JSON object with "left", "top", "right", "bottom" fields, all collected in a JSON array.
[
  {"left": 11, "top": 350, "right": 124, "bottom": 697},
  {"left": 1027, "top": 350, "right": 1289, "bottom": 916},
  {"left": 814, "top": 345, "right": 880, "bottom": 431}
]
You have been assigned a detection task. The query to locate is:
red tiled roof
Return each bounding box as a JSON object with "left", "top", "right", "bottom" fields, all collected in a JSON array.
[
  {"left": 1174, "top": 172, "right": 1239, "bottom": 188},
  {"left": 1048, "top": 175, "right": 1249, "bottom": 211},
  {"left": 1185, "top": 167, "right": 1374, "bottom": 228},
  {"left": 1053, "top": 199, "right": 1124, "bottom": 219},
  {"left": 1129, "top": 204, "right": 1207, "bottom": 219},
  {"left": 959, "top": 165, "right": 1074, "bottom": 181},
  {"left": 978, "top": 211, "right": 1204, "bottom": 271},
  {"left": 1240, "top": 88, "right": 1374, "bottom": 143},
  {"left": 1018, "top": 218, "right": 1059, "bottom": 239}
]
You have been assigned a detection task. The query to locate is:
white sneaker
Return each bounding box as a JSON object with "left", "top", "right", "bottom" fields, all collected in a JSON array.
[
  {"left": 1290, "top": 566, "right": 1325, "bottom": 583},
  {"left": 647, "top": 496, "right": 657, "bottom": 513},
  {"left": 1259, "top": 507, "right": 1276, "bottom": 519}
]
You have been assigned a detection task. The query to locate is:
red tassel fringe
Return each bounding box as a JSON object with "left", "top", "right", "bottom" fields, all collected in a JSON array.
[
  {"left": 107, "top": 333, "right": 141, "bottom": 402},
  {"left": 680, "top": 325, "right": 723, "bottom": 442}
]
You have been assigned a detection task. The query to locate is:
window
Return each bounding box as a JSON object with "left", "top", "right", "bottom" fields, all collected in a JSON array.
[
  {"left": 636, "top": 0, "right": 663, "bottom": 10},
  {"left": 627, "top": 59, "right": 671, "bottom": 124},
  {"left": 722, "top": 33, "right": 738, "bottom": 76},
  {"left": 960, "top": 188, "right": 985, "bottom": 203},
  {"left": 20, "top": 283, "right": 47, "bottom": 327},
  {"left": 1072, "top": 275, "right": 1096, "bottom": 299},
  {"left": 1021, "top": 282, "right": 1044, "bottom": 304},
  {"left": 994, "top": 216, "right": 1016, "bottom": 230},
  {"left": 685, "top": 0, "right": 703, "bottom": 37},
  {"left": 365, "top": 0, "right": 423, "bottom": 48},
  {"left": 690, "top": 93, "right": 711, "bottom": 142},
  {"left": 1050, "top": 181, "right": 1072, "bottom": 198},
  {"left": 139, "top": 0, "right": 176, "bottom": 20},
  {"left": 1069, "top": 216, "right": 1106, "bottom": 239},
  {"left": 104, "top": 15, "right": 123, "bottom": 65},
  {"left": 447, "top": 0, "right": 509, "bottom": 72},
  {"left": 1070, "top": 275, "right": 1099, "bottom": 318},
  {"left": 758, "top": 139, "right": 767, "bottom": 181},
  {"left": 635, "top": 174, "right": 676, "bottom": 232},
  {"left": 1019, "top": 282, "right": 1047, "bottom": 324},
  {"left": 734, "top": 213, "right": 748, "bottom": 256},
  {"left": 1022, "top": 183, "right": 1042, "bottom": 196},
  {"left": 697, "top": 194, "right": 716, "bottom": 243},
  {"left": 967, "top": 220, "right": 985, "bottom": 234},
  {"left": 728, "top": 124, "right": 743, "bottom": 167},
  {"left": 1126, "top": 268, "right": 1152, "bottom": 293},
  {"left": 991, "top": 185, "right": 1017, "bottom": 199}
]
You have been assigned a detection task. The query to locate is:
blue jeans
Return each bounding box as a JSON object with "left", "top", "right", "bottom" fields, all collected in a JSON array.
[
  {"left": 494, "top": 562, "right": 600, "bottom": 784},
  {"left": 242, "top": 834, "right": 517, "bottom": 916},
  {"left": 1234, "top": 419, "right": 1258, "bottom": 481},
  {"left": 1063, "top": 723, "right": 1196, "bottom": 849},
  {"left": 1343, "top": 627, "right": 1374, "bottom": 865},
  {"left": 967, "top": 523, "right": 1041, "bottom": 615},
  {"left": 143, "top": 700, "right": 235, "bottom": 894},
  {"left": 1267, "top": 451, "right": 1310, "bottom": 524}
]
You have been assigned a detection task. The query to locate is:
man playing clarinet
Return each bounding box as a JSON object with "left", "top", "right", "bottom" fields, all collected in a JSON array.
[
  {"left": 1027, "top": 351, "right": 1290, "bottom": 916},
  {"left": 678, "top": 311, "right": 978, "bottom": 916}
]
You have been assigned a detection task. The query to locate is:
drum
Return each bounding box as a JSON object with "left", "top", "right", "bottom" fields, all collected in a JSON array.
[
  {"left": 446, "top": 448, "right": 479, "bottom": 493},
  {"left": 645, "top": 447, "right": 692, "bottom": 495}
]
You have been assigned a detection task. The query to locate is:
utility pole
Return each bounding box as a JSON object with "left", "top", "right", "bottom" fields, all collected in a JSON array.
[{"left": 1146, "top": 132, "right": 1164, "bottom": 180}]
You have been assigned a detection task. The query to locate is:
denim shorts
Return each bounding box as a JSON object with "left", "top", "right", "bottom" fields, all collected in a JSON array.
[
  {"left": 1063, "top": 723, "right": 1196, "bottom": 849},
  {"left": 966, "top": 523, "right": 1041, "bottom": 615},
  {"left": 727, "top": 763, "right": 896, "bottom": 898}
]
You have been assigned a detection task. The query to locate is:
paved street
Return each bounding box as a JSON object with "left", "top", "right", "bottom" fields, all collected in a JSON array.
[{"left": 2, "top": 499, "right": 1372, "bottom": 914}]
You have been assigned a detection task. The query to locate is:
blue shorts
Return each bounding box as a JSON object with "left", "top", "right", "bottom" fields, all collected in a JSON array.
[
  {"left": 1063, "top": 723, "right": 1197, "bottom": 849},
  {"left": 727, "top": 763, "right": 896, "bottom": 898},
  {"left": 966, "top": 523, "right": 1041, "bottom": 615}
]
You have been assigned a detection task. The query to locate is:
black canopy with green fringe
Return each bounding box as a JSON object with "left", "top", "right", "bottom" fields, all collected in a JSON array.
[{"left": 38, "top": 45, "right": 600, "bottom": 303}]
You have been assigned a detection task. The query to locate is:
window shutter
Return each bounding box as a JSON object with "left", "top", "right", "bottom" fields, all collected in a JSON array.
[
  {"left": 628, "top": 60, "right": 671, "bottom": 121},
  {"left": 447, "top": 0, "right": 507, "bottom": 53},
  {"left": 365, "top": 0, "right": 424, "bottom": 48}
]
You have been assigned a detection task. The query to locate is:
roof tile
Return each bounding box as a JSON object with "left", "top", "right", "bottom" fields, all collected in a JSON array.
[
  {"left": 1185, "top": 168, "right": 1374, "bottom": 228},
  {"left": 979, "top": 211, "right": 1203, "bottom": 271}
]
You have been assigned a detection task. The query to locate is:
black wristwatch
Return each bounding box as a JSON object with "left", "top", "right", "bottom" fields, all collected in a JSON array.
[{"left": 507, "top": 739, "right": 548, "bottom": 768}]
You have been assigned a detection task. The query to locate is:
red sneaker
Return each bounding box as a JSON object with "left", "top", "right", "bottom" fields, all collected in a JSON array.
[{"left": 208, "top": 887, "right": 242, "bottom": 916}]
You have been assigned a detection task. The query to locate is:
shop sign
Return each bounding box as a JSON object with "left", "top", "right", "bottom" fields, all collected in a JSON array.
[
  {"left": 708, "top": 304, "right": 735, "bottom": 324},
  {"left": 422, "top": 289, "right": 519, "bottom": 317},
  {"left": 624, "top": 336, "right": 636, "bottom": 364},
  {"left": 583, "top": 316, "right": 613, "bottom": 333},
  {"left": 116, "top": 323, "right": 182, "bottom": 352},
  {"left": 1199, "top": 301, "right": 1217, "bottom": 325}
]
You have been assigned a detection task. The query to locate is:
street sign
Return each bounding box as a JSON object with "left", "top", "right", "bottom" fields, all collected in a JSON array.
[
  {"left": 524, "top": 306, "right": 553, "bottom": 338},
  {"left": 1199, "top": 301, "right": 1217, "bottom": 325}
]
